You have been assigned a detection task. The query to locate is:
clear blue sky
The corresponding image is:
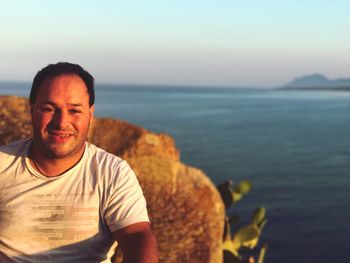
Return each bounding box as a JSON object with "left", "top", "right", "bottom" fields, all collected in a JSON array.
[{"left": 1, "top": 0, "right": 349, "bottom": 87}]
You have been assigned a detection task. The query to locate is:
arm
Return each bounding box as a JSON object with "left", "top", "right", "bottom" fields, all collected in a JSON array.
[{"left": 113, "top": 222, "right": 159, "bottom": 263}]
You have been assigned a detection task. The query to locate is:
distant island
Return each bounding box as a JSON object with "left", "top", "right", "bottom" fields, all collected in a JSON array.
[{"left": 282, "top": 74, "right": 350, "bottom": 91}]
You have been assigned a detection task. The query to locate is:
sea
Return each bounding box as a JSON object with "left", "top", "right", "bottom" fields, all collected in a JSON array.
[{"left": 1, "top": 81, "right": 350, "bottom": 263}]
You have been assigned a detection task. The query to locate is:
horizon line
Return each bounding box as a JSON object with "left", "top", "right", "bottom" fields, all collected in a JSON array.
[{"left": 0, "top": 79, "right": 277, "bottom": 89}]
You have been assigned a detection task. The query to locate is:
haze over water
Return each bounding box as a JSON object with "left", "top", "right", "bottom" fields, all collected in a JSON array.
[{"left": 1, "top": 1, "right": 349, "bottom": 87}]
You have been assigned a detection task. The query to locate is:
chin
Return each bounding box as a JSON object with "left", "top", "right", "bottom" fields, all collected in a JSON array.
[{"left": 46, "top": 144, "right": 81, "bottom": 159}]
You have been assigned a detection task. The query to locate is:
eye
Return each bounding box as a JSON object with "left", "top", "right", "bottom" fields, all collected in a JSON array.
[
  {"left": 40, "top": 107, "right": 54, "bottom": 113},
  {"left": 69, "top": 109, "right": 82, "bottom": 114}
]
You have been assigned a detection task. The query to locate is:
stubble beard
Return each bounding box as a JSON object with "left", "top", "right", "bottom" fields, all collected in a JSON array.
[{"left": 32, "top": 130, "right": 87, "bottom": 160}]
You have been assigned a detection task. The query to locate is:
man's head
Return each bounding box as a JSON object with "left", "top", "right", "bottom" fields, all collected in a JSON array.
[
  {"left": 30, "top": 62, "right": 95, "bottom": 160},
  {"left": 30, "top": 62, "right": 95, "bottom": 107}
]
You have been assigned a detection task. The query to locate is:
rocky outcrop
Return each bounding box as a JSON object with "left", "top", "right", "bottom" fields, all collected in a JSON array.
[{"left": 0, "top": 95, "right": 225, "bottom": 263}]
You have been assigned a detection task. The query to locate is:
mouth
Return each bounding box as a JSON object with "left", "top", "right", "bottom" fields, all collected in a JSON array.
[{"left": 48, "top": 131, "right": 75, "bottom": 142}]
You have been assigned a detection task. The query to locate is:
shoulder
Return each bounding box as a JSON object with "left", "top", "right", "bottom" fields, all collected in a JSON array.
[
  {"left": 85, "top": 142, "right": 123, "bottom": 165},
  {"left": 84, "top": 142, "right": 132, "bottom": 179},
  {"left": 0, "top": 139, "right": 30, "bottom": 158},
  {"left": 0, "top": 139, "right": 30, "bottom": 172}
]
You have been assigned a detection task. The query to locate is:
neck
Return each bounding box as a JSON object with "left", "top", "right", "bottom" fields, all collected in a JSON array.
[{"left": 29, "top": 143, "right": 85, "bottom": 177}]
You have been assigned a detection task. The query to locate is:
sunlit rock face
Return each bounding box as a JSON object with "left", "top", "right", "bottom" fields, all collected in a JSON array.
[{"left": 0, "top": 95, "right": 225, "bottom": 263}]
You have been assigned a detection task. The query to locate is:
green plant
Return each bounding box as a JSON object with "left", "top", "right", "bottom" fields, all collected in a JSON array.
[{"left": 218, "top": 180, "right": 268, "bottom": 263}]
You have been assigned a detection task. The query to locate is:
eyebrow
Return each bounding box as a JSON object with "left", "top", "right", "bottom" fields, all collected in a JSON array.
[{"left": 41, "top": 100, "right": 84, "bottom": 107}]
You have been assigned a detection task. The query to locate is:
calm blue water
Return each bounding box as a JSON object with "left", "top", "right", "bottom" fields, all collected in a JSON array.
[{"left": 1, "top": 82, "right": 350, "bottom": 262}]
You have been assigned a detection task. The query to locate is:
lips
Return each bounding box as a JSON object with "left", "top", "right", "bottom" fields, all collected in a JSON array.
[{"left": 48, "top": 131, "right": 75, "bottom": 143}]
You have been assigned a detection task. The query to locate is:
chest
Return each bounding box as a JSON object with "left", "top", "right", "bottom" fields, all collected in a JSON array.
[{"left": 0, "top": 173, "right": 101, "bottom": 250}]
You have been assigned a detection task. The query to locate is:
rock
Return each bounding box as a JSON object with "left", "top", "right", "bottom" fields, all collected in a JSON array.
[
  {"left": 88, "top": 118, "right": 180, "bottom": 162},
  {"left": 0, "top": 95, "right": 225, "bottom": 263},
  {"left": 0, "top": 96, "right": 32, "bottom": 145}
]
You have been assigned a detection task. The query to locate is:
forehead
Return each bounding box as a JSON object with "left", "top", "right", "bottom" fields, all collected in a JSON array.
[{"left": 36, "top": 74, "right": 90, "bottom": 105}]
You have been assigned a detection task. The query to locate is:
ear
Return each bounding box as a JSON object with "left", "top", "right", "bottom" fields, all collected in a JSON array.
[
  {"left": 29, "top": 103, "right": 34, "bottom": 119},
  {"left": 89, "top": 105, "right": 95, "bottom": 125}
]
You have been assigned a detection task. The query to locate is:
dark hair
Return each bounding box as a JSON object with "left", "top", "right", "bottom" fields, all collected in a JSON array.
[{"left": 30, "top": 62, "right": 95, "bottom": 106}]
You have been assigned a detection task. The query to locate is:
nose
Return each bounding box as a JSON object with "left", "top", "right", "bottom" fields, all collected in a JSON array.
[{"left": 51, "top": 110, "right": 70, "bottom": 130}]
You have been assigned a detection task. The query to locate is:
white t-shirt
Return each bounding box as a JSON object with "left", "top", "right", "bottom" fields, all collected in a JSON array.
[{"left": 0, "top": 139, "right": 149, "bottom": 263}]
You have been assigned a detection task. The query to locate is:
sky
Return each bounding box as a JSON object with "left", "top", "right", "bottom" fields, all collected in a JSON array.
[{"left": 0, "top": 0, "right": 349, "bottom": 87}]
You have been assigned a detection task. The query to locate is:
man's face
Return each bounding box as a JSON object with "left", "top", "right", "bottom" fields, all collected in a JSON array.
[{"left": 30, "top": 74, "right": 94, "bottom": 159}]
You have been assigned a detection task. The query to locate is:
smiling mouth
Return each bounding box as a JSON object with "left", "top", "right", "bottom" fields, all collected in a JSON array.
[{"left": 48, "top": 131, "right": 75, "bottom": 139}]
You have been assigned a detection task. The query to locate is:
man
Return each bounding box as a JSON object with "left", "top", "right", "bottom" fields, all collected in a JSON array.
[{"left": 0, "top": 62, "right": 158, "bottom": 262}]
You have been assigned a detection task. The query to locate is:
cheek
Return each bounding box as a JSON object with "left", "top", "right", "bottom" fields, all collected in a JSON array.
[
  {"left": 72, "top": 116, "right": 91, "bottom": 131},
  {"left": 32, "top": 112, "right": 49, "bottom": 128}
]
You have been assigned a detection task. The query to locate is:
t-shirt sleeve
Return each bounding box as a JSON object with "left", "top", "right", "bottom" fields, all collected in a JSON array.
[{"left": 104, "top": 160, "right": 150, "bottom": 232}]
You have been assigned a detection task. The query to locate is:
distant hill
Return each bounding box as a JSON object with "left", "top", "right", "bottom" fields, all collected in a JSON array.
[{"left": 283, "top": 74, "right": 350, "bottom": 90}]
